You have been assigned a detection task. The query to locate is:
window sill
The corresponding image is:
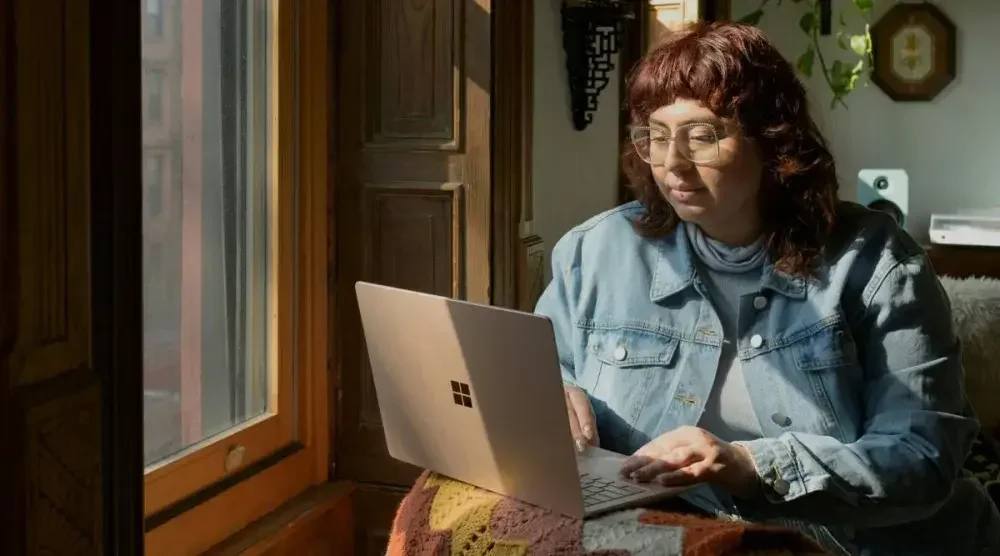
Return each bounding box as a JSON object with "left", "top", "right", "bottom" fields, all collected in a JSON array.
[{"left": 204, "top": 481, "right": 356, "bottom": 556}]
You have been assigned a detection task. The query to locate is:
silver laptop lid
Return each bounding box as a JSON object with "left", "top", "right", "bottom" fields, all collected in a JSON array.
[{"left": 354, "top": 281, "right": 584, "bottom": 516}]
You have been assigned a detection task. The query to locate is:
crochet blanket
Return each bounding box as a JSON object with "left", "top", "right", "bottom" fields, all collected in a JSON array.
[{"left": 387, "top": 471, "right": 829, "bottom": 555}]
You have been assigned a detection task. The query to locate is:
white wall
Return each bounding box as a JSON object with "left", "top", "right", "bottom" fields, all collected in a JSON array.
[
  {"left": 532, "top": 0, "right": 623, "bottom": 274},
  {"left": 731, "top": 0, "right": 1000, "bottom": 242}
]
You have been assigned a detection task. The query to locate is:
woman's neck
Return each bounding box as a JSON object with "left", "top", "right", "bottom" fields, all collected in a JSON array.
[
  {"left": 696, "top": 214, "right": 762, "bottom": 247},
  {"left": 685, "top": 221, "right": 765, "bottom": 274}
]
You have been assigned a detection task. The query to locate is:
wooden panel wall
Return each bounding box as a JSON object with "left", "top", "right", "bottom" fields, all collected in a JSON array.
[{"left": 1, "top": 0, "right": 102, "bottom": 553}]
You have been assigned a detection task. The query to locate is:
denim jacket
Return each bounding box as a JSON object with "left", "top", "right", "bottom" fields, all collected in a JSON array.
[{"left": 535, "top": 201, "right": 1000, "bottom": 555}]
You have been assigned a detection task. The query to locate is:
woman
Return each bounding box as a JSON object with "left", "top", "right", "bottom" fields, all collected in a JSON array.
[{"left": 535, "top": 22, "right": 1000, "bottom": 555}]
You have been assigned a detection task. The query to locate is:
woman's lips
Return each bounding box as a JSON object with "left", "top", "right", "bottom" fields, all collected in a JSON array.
[{"left": 668, "top": 187, "right": 705, "bottom": 203}]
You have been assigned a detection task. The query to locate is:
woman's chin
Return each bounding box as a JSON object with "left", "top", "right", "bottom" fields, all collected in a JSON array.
[{"left": 669, "top": 201, "right": 711, "bottom": 222}]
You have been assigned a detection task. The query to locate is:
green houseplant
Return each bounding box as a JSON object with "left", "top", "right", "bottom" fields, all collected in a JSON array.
[{"left": 739, "top": 0, "right": 874, "bottom": 108}]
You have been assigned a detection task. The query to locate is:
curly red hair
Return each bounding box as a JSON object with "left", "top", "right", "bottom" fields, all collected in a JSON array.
[{"left": 622, "top": 21, "right": 838, "bottom": 276}]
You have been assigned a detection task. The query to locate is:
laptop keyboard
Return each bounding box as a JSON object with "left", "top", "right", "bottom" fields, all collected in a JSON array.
[{"left": 579, "top": 472, "right": 648, "bottom": 508}]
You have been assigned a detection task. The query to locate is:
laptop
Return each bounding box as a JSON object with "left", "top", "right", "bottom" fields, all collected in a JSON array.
[{"left": 354, "top": 281, "right": 691, "bottom": 519}]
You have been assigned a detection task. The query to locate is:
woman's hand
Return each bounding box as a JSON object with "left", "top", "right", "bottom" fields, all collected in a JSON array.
[
  {"left": 620, "top": 426, "right": 758, "bottom": 496},
  {"left": 564, "top": 385, "right": 599, "bottom": 453}
]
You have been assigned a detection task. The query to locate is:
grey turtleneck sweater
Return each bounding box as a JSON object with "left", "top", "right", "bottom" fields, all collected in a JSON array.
[{"left": 684, "top": 222, "right": 765, "bottom": 442}]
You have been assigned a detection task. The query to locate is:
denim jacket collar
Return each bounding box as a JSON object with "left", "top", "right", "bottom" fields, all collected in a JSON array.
[{"left": 649, "top": 223, "right": 806, "bottom": 303}]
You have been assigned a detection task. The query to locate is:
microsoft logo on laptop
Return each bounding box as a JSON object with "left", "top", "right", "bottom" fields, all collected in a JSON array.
[{"left": 450, "top": 380, "right": 473, "bottom": 408}]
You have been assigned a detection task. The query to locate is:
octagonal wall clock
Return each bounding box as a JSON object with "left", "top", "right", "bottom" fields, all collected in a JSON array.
[{"left": 871, "top": 2, "right": 957, "bottom": 102}]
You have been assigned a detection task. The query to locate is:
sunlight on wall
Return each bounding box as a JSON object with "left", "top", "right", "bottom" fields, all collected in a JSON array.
[{"left": 533, "top": 0, "right": 623, "bottom": 279}]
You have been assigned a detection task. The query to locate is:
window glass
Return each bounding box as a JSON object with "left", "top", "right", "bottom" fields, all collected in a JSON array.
[{"left": 141, "top": 0, "right": 273, "bottom": 467}]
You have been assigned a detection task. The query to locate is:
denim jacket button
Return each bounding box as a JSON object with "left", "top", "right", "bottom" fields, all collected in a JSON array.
[
  {"left": 752, "top": 295, "right": 767, "bottom": 310},
  {"left": 771, "top": 412, "right": 792, "bottom": 427},
  {"left": 772, "top": 478, "right": 790, "bottom": 496},
  {"left": 613, "top": 346, "right": 627, "bottom": 361},
  {"left": 750, "top": 334, "right": 764, "bottom": 348}
]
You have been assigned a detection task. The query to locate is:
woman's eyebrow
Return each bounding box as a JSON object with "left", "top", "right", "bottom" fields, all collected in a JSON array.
[{"left": 648, "top": 116, "right": 722, "bottom": 128}]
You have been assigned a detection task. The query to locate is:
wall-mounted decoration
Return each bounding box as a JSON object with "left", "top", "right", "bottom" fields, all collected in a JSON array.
[
  {"left": 561, "top": 0, "right": 635, "bottom": 131},
  {"left": 871, "top": 2, "right": 957, "bottom": 102}
]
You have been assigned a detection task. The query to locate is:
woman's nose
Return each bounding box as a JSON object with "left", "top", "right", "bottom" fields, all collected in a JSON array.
[{"left": 661, "top": 140, "right": 692, "bottom": 173}]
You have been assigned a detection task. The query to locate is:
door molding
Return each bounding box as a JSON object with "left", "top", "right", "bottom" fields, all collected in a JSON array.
[
  {"left": 90, "top": 0, "right": 146, "bottom": 551},
  {"left": 492, "top": 0, "right": 533, "bottom": 310}
]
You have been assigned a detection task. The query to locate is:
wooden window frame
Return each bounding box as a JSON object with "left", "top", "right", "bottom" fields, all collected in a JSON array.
[{"left": 142, "top": 1, "right": 331, "bottom": 554}]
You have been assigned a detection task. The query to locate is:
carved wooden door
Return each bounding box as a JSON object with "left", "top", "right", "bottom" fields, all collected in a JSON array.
[
  {"left": 1, "top": 0, "right": 145, "bottom": 553},
  {"left": 333, "top": 0, "right": 494, "bottom": 552}
]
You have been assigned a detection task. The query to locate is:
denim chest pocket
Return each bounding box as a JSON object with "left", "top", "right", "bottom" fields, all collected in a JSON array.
[
  {"left": 785, "top": 317, "right": 863, "bottom": 442},
  {"left": 792, "top": 318, "right": 859, "bottom": 371},
  {"left": 582, "top": 327, "right": 680, "bottom": 447}
]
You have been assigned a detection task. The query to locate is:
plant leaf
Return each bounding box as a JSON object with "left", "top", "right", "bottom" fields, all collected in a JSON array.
[
  {"left": 797, "top": 47, "right": 816, "bottom": 78},
  {"left": 799, "top": 11, "right": 818, "bottom": 35},
  {"left": 864, "top": 24, "right": 874, "bottom": 64},
  {"left": 849, "top": 59, "right": 865, "bottom": 87},
  {"left": 853, "top": 0, "right": 874, "bottom": 15},
  {"left": 849, "top": 34, "right": 868, "bottom": 56},
  {"left": 739, "top": 9, "right": 764, "bottom": 25},
  {"left": 837, "top": 31, "right": 848, "bottom": 50}
]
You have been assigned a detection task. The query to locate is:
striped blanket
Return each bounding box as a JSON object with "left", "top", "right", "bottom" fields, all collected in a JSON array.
[{"left": 387, "top": 471, "right": 829, "bottom": 555}]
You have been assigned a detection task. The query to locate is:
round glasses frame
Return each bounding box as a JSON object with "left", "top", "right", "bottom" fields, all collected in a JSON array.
[{"left": 630, "top": 122, "right": 721, "bottom": 165}]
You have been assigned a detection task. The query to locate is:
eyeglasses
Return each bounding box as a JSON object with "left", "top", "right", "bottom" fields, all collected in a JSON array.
[{"left": 630, "top": 123, "right": 721, "bottom": 165}]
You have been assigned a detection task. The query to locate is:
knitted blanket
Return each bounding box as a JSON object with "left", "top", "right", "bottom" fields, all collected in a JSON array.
[{"left": 387, "top": 471, "right": 829, "bottom": 555}]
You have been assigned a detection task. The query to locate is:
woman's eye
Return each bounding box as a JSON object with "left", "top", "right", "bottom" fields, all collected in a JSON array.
[{"left": 690, "top": 135, "right": 714, "bottom": 143}]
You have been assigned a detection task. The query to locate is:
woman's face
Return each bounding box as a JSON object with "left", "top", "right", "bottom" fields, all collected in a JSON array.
[{"left": 646, "top": 99, "right": 763, "bottom": 245}]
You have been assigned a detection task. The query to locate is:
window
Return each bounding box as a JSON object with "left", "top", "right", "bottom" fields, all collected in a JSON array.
[
  {"left": 146, "top": 0, "right": 163, "bottom": 37},
  {"left": 144, "top": 68, "right": 164, "bottom": 124},
  {"left": 141, "top": 0, "right": 272, "bottom": 465},
  {"left": 140, "top": 1, "right": 331, "bottom": 553}
]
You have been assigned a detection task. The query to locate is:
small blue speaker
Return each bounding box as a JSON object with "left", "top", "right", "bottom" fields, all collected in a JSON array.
[{"left": 857, "top": 169, "right": 909, "bottom": 229}]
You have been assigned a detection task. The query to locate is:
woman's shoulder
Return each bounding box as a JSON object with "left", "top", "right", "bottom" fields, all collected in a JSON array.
[
  {"left": 570, "top": 201, "right": 646, "bottom": 234},
  {"left": 550, "top": 201, "right": 658, "bottom": 269},
  {"left": 826, "top": 201, "right": 927, "bottom": 267}
]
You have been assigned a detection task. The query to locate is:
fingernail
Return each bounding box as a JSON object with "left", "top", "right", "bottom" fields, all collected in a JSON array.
[
  {"left": 583, "top": 426, "right": 594, "bottom": 439},
  {"left": 575, "top": 438, "right": 586, "bottom": 453}
]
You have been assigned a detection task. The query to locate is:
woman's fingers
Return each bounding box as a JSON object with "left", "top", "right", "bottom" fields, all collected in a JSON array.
[
  {"left": 621, "top": 446, "right": 699, "bottom": 481},
  {"left": 566, "top": 386, "right": 598, "bottom": 448},
  {"left": 563, "top": 389, "right": 585, "bottom": 452},
  {"left": 569, "top": 387, "right": 597, "bottom": 446},
  {"left": 622, "top": 457, "right": 672, "bottom": 482}
]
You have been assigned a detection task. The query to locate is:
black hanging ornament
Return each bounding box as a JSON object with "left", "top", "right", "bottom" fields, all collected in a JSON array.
[{"left": 560, "top": 1, "right": 635, "bottom": 131}]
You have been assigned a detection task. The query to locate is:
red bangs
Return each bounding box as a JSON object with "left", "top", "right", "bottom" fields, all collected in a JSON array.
[{"left": 625, "top": 22, "right": 787, "bottom": 128}]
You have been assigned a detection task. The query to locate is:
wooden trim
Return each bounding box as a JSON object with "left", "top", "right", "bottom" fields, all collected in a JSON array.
[
  {"left": 516, "top": 234, "right": 545, "bottom": 312},
  {"left": 491, "top": 0, "right": 532, "bottom": 309},
  {"left": 204, "top": 482, "right": 355, "bottom": 555},
  {"left": 146, "top": 448, "right": 316, "bottom": 556},
  {"left": 646, "top": 0, "right": 701, "bottom": 48},
  {"left": 144, "top": 415, "right": 291, "bottom": 515},
  {"left": 90, "top": 0, "right": 146, "bottom": 552},
  {"left": 702, "top": 0, "right": 730, "bottom": 21},
  {"left": 296, "top": 0, "right": 333, "bottom": 483},
  {"left": 618, "top": 1, "right": 646, "bottom": 205},
  {"left": 144, "top": 0, "right": 332, "bottom": 551}
]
